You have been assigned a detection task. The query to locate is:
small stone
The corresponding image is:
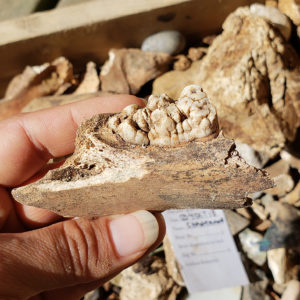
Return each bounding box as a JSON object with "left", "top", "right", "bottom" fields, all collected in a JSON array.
[
  {"left": 265, "top": 0, "right": 278, "bottom": 8},
  {"left": 187, "top": 47, "right": 207, "bottom": 61},
  {"left": 173, "top": 55, "right": 191, "bottom": 71},
  {"left": 282, "top": 181, "right": 300, "bottom": 205},
  {"left": 241, "top": 276, "right": 271, "bottom": 300},
  {"left": 118, "top": 256, "right": 177, "bottom": 300},
  {"left": 84, "top": 289, "right": 100, "bottom": 300},
  {"left": 267, "top": 248, "right": 288, "bottom": 284},
  {"left": 202, "top": 35, "right": 217, "bottom": 45},
  {"left": 264, "top": 159, "right": 290, "bottom": 178},
  {"left": 278, "top": 0, "right": 300, "bottom": 26},
  {"left": 236, "top": 207, "right": 252, "bottom": 219},
  {"left": 273, "top": 282, "right": 287, "bottom": 295},
  {"left": 261, "top": 194, "right": 280, "bottom": 221},
  {"left": 266, "top": 174, "right": 294, "bottom": 197},
  {"left": 224, "top": 209, "right": 250, "bottom": 235},
  {"left": 281, "top": 280, "right": 300, "bottom": 300},
  {"left": 100, "top": 48, "right": 171, "bottom": 95},
  {"left": 239, "top": 228, "right": 267, "bottom": 266},
  {"left": 251, "top": 202, "right": 268, "bottom": 220},
  {"left": 187, "top": 286, "right": 242, "bottom": 300},
  {"left": 281, "top": 150, "right": 300, "bottom": 172},
  {"left": 141, "top": 30, "right": 186, "bottom": 55},
  {"left": 163, "top": 235, "right": 185, "bottom": 286},
  {"left": 250, "top": 3, "right": 291, "bottom": 40},
  {"left": 255, "top": 219, "right": 272, "bottom": 232},
  {"left": 74, "top": 61, "right": 99, "bottom": 95},
  {"left": 235, "top": 141, "right": 268, "bottom": 169},
  {"left": 250, "top": 191, "right": 263, "bottom": 200}
]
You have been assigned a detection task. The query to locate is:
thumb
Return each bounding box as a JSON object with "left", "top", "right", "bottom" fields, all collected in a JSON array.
[{"left": 0, "top": 210, "right": 163, "bottom": 299}]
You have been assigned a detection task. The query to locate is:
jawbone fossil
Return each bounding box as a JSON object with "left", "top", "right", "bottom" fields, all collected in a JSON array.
[{"left": 12, "top": 85, "right": 273, "bottom": 217}]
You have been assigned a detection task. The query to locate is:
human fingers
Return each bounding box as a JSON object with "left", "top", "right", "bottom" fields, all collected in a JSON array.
[
  {"left": 0, "top": 188, "right": 12, "bottom": 230},
  {"left": 0, "top": 188, "right": 24, "bottom": 232},
  {"left": 0, "top": 210, "right": 164, "bottom": 299},
  {"left": 0, "top": 95, "right": 144, "bottom": 187},
  {"left": 40, "top": 213, "right": 166, "bottom": 300},
  {"left": 14, "top": 202, "right": 62, "bottom": 228}
]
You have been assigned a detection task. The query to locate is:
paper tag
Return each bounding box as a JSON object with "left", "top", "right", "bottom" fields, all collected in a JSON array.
[{"left": 163, "top": 209, "right": 249, "bottom": 293}]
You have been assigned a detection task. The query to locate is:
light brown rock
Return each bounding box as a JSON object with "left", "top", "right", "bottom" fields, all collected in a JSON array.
[
  {"left": 267, "top": 248, "right": 288, "bottom": 284},
  {"left": 251, "top": 202, "right": 268, "bottom": 220},
  {"left": 153, "top": 7, "right": 300, "bottom": 158},
  {"left": 255, "top": 219, "right": 272, "bottom": 232},
  {"left": 0, "top": 57, "right": 74, "bottom": 120},
  {"left": 281, "top": 150, "right": 300, "bottom": 172},
  {"left": 265, "top": 159, "right": 290, "bottom": 178},
  {"left": 187, "top": 47, "right": 207, "bottom": 62},
  {"left": 278, "top": 0, "right": 300, "bottom": 25},
  {"left": 202, "top": 35, "right": 217, "bottom": 45},
  {"left": 266, "top": 173, "right": 294, "bottom": 196},
  {"left": 163, "top": 235, "right": 185, "bottom": 286},
  {"left": 282, "top": 181, "right": 300, "bottom": 205},
  {"left": 12, "top": 87, "right": 273, "bottom": 217},
  {"left": 74, "top": 61, "right": 100, "bottom": 95},
  {"left": 250, "top": 3, "right": 291, "bottom": 40},
  {"left": 118, "top": 256, "right": 179, "bottom": 300},
  {"left": 266, "top": 0, "right": 278, "bottom": 8},
  {"left": 236, "top": 207, "right": 252, "bottom": 219},
  {"left": 281, "top": 280, "right": 300, "bottom": 300},
  {"left": 101, "top": 48, "right": 171, "bottom": 95},
  {"left": 224, "top": 209, "right": 250, "bottom": 235},
  {"left": 173, "top": 55, "right": 191, "bottom": 71}
]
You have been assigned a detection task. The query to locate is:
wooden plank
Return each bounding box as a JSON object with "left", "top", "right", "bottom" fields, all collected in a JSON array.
[
  {"left": 57, "top": 0, "right": 94, "bottom": 8},
  {"left": 0, "top": 0, "right": 263, "bottom": 97},
  {"left": 0, "top": 0, "right": 41, "bottom": 22}
]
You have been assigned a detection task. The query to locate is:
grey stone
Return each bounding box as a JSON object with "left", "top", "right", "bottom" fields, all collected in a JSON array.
[
  {"left": 141, "top": 30, "right": 186, "bottom": 55},
  {"left": 239, "top": 228, "right": 267, "bottom": 266},
  {"left": 261, "top": 203, "right": 300, "bottom": 250}
]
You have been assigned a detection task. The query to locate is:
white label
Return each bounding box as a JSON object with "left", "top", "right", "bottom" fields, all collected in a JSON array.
[{"left": 163, "top": 209, "right": 249, "bottom": 294}]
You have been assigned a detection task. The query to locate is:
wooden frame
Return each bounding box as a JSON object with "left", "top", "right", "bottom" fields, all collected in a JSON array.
[{"left": 0, "top": 0, "right": 263, "bottom": 97}]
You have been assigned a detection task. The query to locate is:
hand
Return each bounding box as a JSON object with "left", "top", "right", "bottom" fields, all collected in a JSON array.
[{"left": 0, "top": 95, "right": 165, "bottom": 300}]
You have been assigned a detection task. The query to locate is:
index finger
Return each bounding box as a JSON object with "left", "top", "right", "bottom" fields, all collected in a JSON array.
[{"left": 0, "top": 95, "right": 144, "bottom": 187}]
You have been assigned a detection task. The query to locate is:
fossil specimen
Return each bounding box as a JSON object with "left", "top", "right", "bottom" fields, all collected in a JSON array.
[
  {"left": 12, "top": 86, "right": 273, "bottom": 217},
  {"left": 107, "top": 85, "right": 218, "bottom": 146}
]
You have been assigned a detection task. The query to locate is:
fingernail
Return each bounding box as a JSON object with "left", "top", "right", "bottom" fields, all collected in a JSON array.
[{"left": 109, "top": 210, "right": 159, "bottom": 257}]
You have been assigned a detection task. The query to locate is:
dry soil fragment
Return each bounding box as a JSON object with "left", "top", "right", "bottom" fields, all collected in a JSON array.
[
  {"left": 12, "top": 86, "right": 273, "bottom": 217},
  {"left": 100, "top": 48, "right": 171, "bottom": 95}
]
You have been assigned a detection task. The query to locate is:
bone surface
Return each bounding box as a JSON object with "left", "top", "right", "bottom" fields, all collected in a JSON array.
[{"left": 12, "top": 86, "right": 273, "bottom": 217}]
